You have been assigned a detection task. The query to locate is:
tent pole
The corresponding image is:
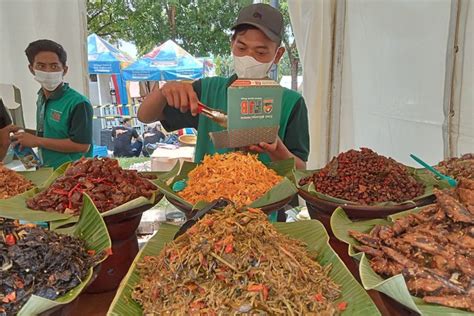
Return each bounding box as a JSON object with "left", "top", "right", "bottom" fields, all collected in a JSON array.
[
  {"left": 327, "top": 0, "right": 346, "bottom": 160},
  {"left": 447, "top": 0, "right": 469, "bottom": 157},
  {"left": 97, "top": 74, "right": 103, "bottom": 105},
  {"left": 442, "top": 0, "right": 461, "bottom": 158},
  {"left": 269, "top": 0, "right": 279, "bottom": 81}
]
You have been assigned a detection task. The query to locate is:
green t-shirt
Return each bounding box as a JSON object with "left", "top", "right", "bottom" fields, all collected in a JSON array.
[
  {"left": 36, "top": 83, "right": 93, "bottom": 169},
  {"left": 162, "top": 75, "right": 309, "bottom": 163}
]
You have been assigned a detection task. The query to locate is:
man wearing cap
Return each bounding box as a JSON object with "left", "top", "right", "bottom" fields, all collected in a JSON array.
[{"left": 138, "top": 3, "right": 309, "bottom": 169}]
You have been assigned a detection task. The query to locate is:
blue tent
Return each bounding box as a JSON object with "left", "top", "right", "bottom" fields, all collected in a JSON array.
[
  {"left": 122, "top": 40, "right": 204, "bottom": 81},
  {"left": 87, "top": 33, "right": 134, "bottom": 74},
  {"left": 87, "top": 34, "right": 133, "bottom": 104}
]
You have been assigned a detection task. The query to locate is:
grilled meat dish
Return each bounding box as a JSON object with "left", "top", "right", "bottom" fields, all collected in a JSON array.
[{"left": 350, "top": 179, "right": 474, "bottom": 312}]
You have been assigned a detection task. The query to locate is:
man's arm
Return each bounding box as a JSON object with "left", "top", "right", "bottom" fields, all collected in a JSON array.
[
  {"left": 15, "top": 102, "right": 92, "bottom": 153},
  {"left": 137, "top": 81, "right": 200, "bottom": 123},
  {"left": 38, "top": 137, "right": 90, "bottom": 153},
  {"left": 137, "top": 85, "right": 168, "bottom": 122},
  {"left": 14, "top": 131, "right": 90, "bottom": 153}
]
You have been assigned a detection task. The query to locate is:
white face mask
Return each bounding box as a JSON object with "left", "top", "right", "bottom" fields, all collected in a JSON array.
[
  {"left": 34, "top": 70, "right": 63, "bottom": 91},
  {"left": 233, "top": 54, "right": 274, "bottom": 79}
]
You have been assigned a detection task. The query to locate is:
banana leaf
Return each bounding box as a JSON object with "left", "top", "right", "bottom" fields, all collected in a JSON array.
[
  {"left": 0, "top": 161, "right": 163, "bottom": 223},
  {"left": 15, "top": 194, "right": 112, "bottom": 316},
  {"left": 155, "top": 158, "right": 298, "bottom": 211},
  {"left": 17, "top": 168, "right": 54, "bottom": 187},
  {"left": 107, "top": 219, "right": 379, "bottom": 316},
  {"left": 331, "top": 207, "right": 472, "bottom": 315},
  {"left": 295, "top": 167, "right": 450, "bottom": 207}
]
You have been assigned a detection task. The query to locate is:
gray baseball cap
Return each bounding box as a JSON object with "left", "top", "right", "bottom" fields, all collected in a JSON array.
[{"left": 231, "top": 3, "right": 284, "bottom": 43}]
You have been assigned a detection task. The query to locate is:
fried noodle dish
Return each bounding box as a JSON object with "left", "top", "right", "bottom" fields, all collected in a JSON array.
[
  {"left": 0, "top": 165, "right": 33, "bottom": 199},
  {"left": 179, "top": 153, "right": 282, "bottom": 207},
  {"left": 133, "top": 206, "right": 345, "bottom": 315},
  {"left": 350, "top": 177, "right": 474, "bottom": 312}
]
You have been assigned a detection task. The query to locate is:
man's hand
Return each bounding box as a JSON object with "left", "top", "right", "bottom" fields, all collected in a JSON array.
[
  {"left": 248, "top": 137, "right": 283, "bottom": 158},
  {"left": 160, "top": 82, "right": 199, "bottom": 116},
  {"left": 248, "top": 136, "right": 306, "bottom": 169},
  {"left": 13, "top": 131, "right": 41, "bottom": 149},
  {"left": 1, "top": 125, "right": 19, "bottom": 144},
  {"left": 248, "top": 140, "right": 278, "bottom": 155},
  {"left": 0, "top": 125, "right": 20, "bottom": 160}
]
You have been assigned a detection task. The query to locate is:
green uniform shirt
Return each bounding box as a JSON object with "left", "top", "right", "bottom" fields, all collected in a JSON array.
[
  {"left": 36, "top": 83, "right": 93, "bottom": 169},
  {"left": 162, "top": 75, "right": 310, "bottom": 163}
]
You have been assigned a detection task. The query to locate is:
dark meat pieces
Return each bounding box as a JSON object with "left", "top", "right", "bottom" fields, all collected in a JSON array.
[
  {"left": 370, "top": 257, "right": 403, "bottom": 276},
  {"left": 353, "top": 245, "right": 384, "bottom": 257},
  {"left": 26, "top": 158, "right": 157, "bottom": 215},
  {"left": 349, "top": 230, "right": 380, "bottom": 248},
  {"left": 406, "top": 277, "right": 444, "bottom": 296},
  {"left": 436, "top": 155, "right": 474, "bottom": 180},
  {"left": 0, "top": 220, "right": 103, "bottom": 315},
  {"left": 435, "top": 190, "right": 474, "bottom": 224},
  {"left": 457, "top": 188, "right": 474, "bottom": 215},
  {"left": 459, "top": 177, "right": 474, "bottom": 190},
  {"left": 424, "top": 295, "right": 474, "bottom": 312},
  {"left": 299, "top": 148, "right": 425, "bottom": 205},
  {"left": 352, "top": 185, "right": 474, "bottom": 311}
]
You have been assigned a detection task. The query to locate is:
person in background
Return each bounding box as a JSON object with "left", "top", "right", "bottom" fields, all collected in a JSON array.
[
  {"left": 13, "top": 39, "right": 93, "bottom": 169},
  {"left": 137, "top": 3, "right": 309, "bottom": 170},
  {"left": 112, "top": 118, "right": 142, "bottom": 157},
  {"left": 142, "top": 122, "right": 165, "bottom": 157},
  {"left": 0, "top": 98, "right": 18, "bottom": 160}
]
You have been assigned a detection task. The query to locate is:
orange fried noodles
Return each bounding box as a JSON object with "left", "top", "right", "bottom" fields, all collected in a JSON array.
[
  {"left": 0, "top": 165, "right": 33, "bottom": 199},
  {"left": 179, "top": 153, "right": 282, "bottom": 207}
]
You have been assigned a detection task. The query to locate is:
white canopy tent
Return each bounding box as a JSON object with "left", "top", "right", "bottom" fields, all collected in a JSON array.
[
  {"left": 289, "top": 0, "right": 473, "bottom": 168},
  {"left": 0, "top": 0, "right": 471, "bottom": 167}
]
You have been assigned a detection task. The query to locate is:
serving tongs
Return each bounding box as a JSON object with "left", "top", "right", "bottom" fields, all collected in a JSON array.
[
  {"left": 410, "top": 154, "right": 457, "bottom": 187},
  {"left": 197, "top": 102, "right": 228, "bottom": 128},
  {"left": 174, "top": 198, "right": 232, "bottom": 239}
]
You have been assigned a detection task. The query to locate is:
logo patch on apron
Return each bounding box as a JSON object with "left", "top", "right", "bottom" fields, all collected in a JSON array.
[{"left": 51, "top": 110, "right": 62, "bottom": 122}]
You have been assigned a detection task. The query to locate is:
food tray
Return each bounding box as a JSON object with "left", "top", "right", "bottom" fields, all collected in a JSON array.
[
  {"left": 155, "top": 158, "right": 298, "bottom": 219},
  {"left": 108, "top": 219, "right": 380, "bottom": 315},
  {"left": 295, "top": 168, "right": 448, "bottom": 235},
  {"left": 330, "top": 207, "right": 473, "bottom": 315},
  {"left": 3, "top": 195, "right": 111, "bottom": 315}
]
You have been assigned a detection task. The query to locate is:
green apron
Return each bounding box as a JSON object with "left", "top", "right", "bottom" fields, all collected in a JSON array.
[{"left": 195, "top": 76, "right": 302, "bottom": 164}]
